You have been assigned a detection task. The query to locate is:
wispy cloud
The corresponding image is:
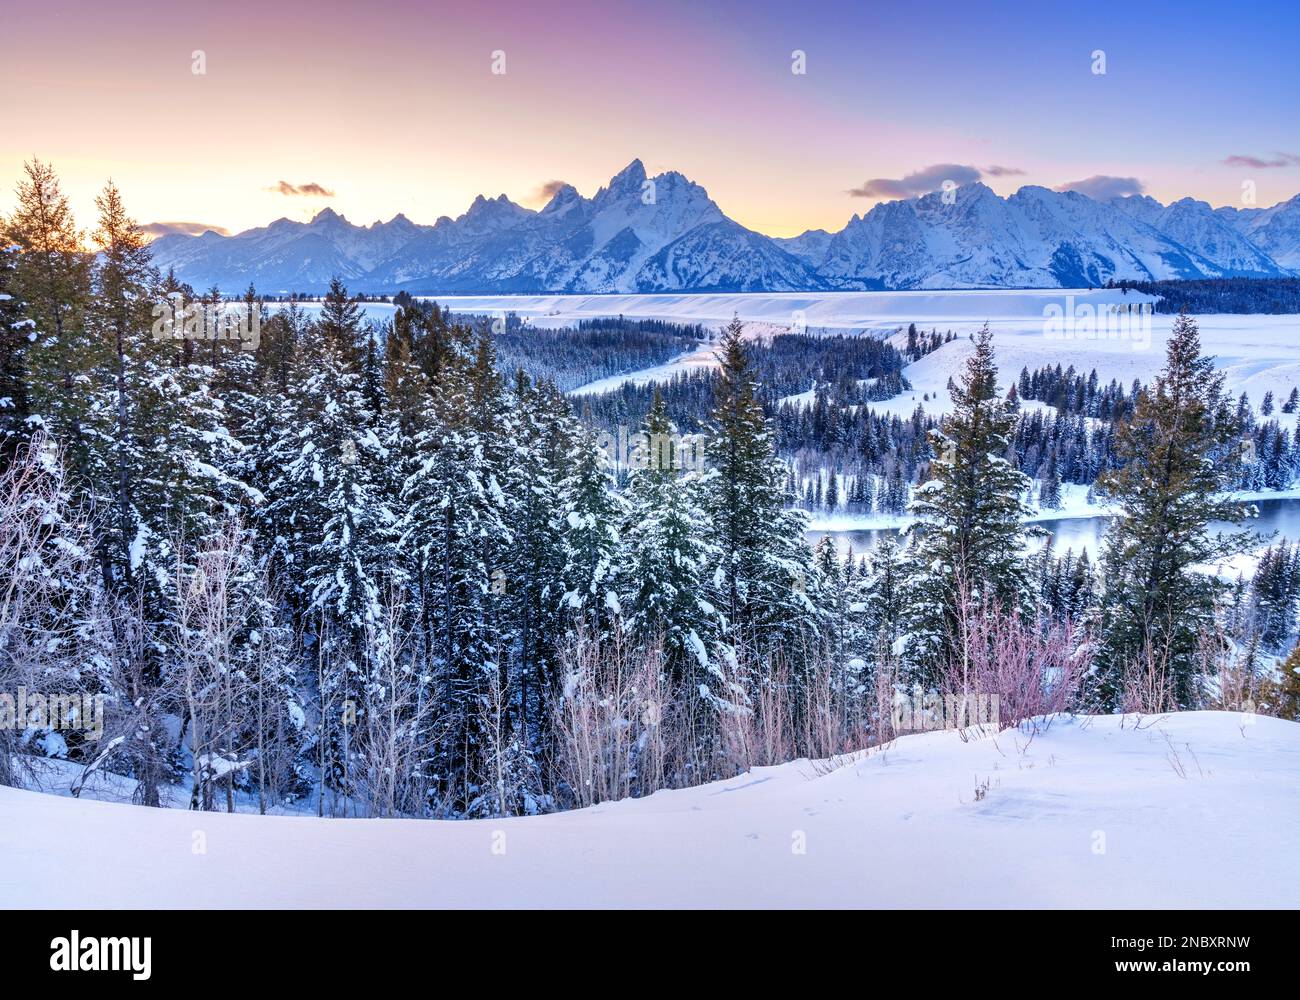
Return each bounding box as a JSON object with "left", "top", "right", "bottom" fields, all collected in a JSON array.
[
  {"left": 847, "top": 163, "right": 985, "bottom": 199},
  {"left": 1055, "top": 175, "right": 1145, "bottom": 199},
  {"left": 983, "top": 164, "right": 1027, "bottom": 177},
  {"left": 269, "top": 180, "right": 336, "bottom": 197},
  {"left": 527, "top": 179, "right": 572, "bottom": 205},
  {"left": 1222, "top": 152, "right": 1300, "bottom": 169},
  {"left": 140, "top": 221, "right": 230, "bottom": 239}
]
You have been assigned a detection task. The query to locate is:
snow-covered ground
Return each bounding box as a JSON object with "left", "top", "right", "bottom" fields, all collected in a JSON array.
[
  {"left": 278, "top": 291, "right": 1300, "bottom": 427},
  {"left": 491, "top": 290, "right": 1300, "bottom": 426},
  {"left": 3, "top": 711, "right": 1296, "bottom": 908},
  {"left": 417, "top": 289, "right": 1155, "bottom": 331}
]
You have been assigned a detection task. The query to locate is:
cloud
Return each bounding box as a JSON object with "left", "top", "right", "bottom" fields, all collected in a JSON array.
[
  {"left": 525, "top": 179, "right": 572, "bottom": 205},
  {"left": 269, "top": 180, "right": 336, "bottom": 197},
  {"left": 1055, "top": 175, "right": 1145, "bottom": 199},
  {"left": 534, "top": 179, "right": 571, "bottom": 201},
  {"left": 1222, "top": 152, "right": 1300, "bottom": 169},
  {"left": 140, "top": 221, "right": 230, "bottom": 239},
  {"left": 847, "top": 162, "right": 1028, "bottom": 199},
  {"left": 848, "top": 163, "right": 983, "bottom": 199}
]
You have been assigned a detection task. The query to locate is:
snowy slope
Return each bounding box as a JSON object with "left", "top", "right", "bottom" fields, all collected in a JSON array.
[
  {"left": 537, "top": 289, "right": 1300, "bottom": 419},
  {"left": 1112, "top": 195, "right": 1285, "bottom": 276},
  {"left": 3, "top": 712, "right": 1296, "bottom": 908}
]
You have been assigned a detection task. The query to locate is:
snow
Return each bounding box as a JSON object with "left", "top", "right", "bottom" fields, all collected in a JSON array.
[
  {"left": 420, "top": 290, "right": 1300, "bottom": 431},
  {"left": 3, "top": 711, "right": 1296, "bottom": 907},
  {"left": 150, "top": 167, "right": 1300, "bottom": 295},
  {"left": 263, "top": 290, "right": 1300, "bottom": 435}
]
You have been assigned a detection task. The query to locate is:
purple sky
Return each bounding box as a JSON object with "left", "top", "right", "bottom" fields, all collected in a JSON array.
[{"left": 2, "top": 0, "right": 1297, "bottom": 237}]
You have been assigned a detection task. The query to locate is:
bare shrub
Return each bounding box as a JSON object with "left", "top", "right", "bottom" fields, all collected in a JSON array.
[
  {"left": 944, "top": 588, "right": 1089, "bottom": 737},
  {"left": 551, "top": 629, "right": 676, "bottom": 806},
  {"left": 359, "top": 581, "right": 436, "bottom": 818},
  {"left": 0, "top": 433, "right": 106, "bottom": 788},
  {"left": 1121, "top": 636, "right": 1178, "bottom": 716}
]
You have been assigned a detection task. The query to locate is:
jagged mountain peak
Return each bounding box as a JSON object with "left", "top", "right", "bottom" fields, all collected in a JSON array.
[
  {"left": 607, "top": 158, "right": 647, "bottom": 189},
  {"left": 148, "top": 164, "right": 1300, "bottom": 294}
]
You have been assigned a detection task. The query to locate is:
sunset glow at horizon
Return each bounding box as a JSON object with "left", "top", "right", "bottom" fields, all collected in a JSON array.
[{"left": 3, "top": 0, "right": 1299, "bottom": 238}]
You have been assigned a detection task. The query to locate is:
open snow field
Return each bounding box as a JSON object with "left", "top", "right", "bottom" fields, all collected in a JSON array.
[
  {"left": 283, "top": 291, "right": 1300, "bottom": 423},
  {"left": 3, "top": 712, "right": 1297, "bottom": 908},
  {"left": 503, "top": 289, "right": 1300, "bottom": 420}
]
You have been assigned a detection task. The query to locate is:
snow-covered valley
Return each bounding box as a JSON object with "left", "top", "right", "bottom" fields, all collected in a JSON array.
[
  {"left": 283, "top": 287, "right": 1300, "bottom": 424},
  {"left": 3, "top": 712, "right": 1295, "bottom": 908}
]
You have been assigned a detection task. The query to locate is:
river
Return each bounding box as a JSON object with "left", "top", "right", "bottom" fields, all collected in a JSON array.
[{"left": 807, "top": 496, "right": 1300, "bottom": 563}]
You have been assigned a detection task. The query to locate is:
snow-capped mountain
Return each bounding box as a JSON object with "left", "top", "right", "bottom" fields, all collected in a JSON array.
[
  {"left": 1109, "top": 195, "right": 1283, "bottom": 277},
  {"left": 1217, "top": 193, "right": 1300, "bottom": 271},
  {"left": 150, "top": 162, "right": 1299, "bottom": 293}
]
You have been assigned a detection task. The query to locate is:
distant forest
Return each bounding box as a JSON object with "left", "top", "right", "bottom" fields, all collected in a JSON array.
[{"left": 1111, "top": 276, "right": 1300, "bottom": 314}]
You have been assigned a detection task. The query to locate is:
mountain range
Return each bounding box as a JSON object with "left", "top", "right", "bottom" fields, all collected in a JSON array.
[{"left": 149, "top": 159, "right": 1300, "bottom": 294}]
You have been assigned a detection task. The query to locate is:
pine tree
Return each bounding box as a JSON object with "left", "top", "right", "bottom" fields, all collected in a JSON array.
[
  {"left": 616, "top": 389, "right": 719, "bottom": 677},
  {"left": 1039, "top": 447, "right": 1063, "bottom": 509},
  {"left": 559, "top": 426, "right": 624, "bottom": 631},
  {"left": 3, "top": 161, "right": 101, "bottom": 512},
  {"left": 907, "top": 323, "right": 1033, "bottom": 675},
  {"left": 499, "top": 374, "right": 570, "bottom": 743},
  {"left": 89, "top": 181, "right": 156, "bottom": 590},
  {"left": 0, "top": 242, "right": 29, "bottom": 463},
  {"left": 395, "top": 319, "right": 509, "bottom": 809},
  {"left": 267, "top": 284, "right": 393, "bottom": 794},
  {"left": 1095, "top": 312, "right": 1250, "bottom": 709},
  {"left": 699, "top": 316, "right": 816, "bottom": 661}
]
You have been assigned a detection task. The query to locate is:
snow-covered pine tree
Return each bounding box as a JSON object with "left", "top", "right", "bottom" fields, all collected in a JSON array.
[
  {"left": 268, "top": 282, "right": 393, "bottom": 795},
  {"left": 0, "top": 241, "right": 29, "bottom": 463},
  {"left": 857, "top": 534, "right": 907, "bottom": 673},
  {"left": 1039, "top": 446, "right": 1063, "bottom": 509},
  {"left": 1094, "top": 312, "right": 1252, "bottom": 710},
  {"left": 615, "top": 388, "right": 719, "bottom": 677},
  {"left": 88, "top": 181, "right": 155, "bottom": 592},
  {"left": 698, "top": 316, "right": 818, "bottom": 678},
  {"left": 559, "top": 422, "right": 624, "bottom": 633},
  {"left": 396, "top": 318, "right": 510, "bottom": 811},
  {"left": 498, "top": 374, "right": 572, "bottom": 745},
  {"left": 3, "top": 161, "right": 103, "bottom": 516},
  {"left": 907, "top": 322, "right": 1033, "bottom": 679}
]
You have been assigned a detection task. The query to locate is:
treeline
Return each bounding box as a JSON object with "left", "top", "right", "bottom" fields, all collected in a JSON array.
[
  {"left": 1112, "top": 277, "right": 1300, "bottom": 314},
  {"left": 581, "top": 331, "right": 909, "bottom": 434},
  {"left": 0, "top": 162, "right": 837, "bottom": 816},
  {"left": 490, "top": 317, "right": 702, "bottom": 392}
]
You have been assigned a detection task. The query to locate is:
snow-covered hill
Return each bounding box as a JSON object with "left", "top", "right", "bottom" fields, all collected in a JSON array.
[
  {"left": 3, "top": 712, "right": 1296, "bottom": 907},
  {"left": 149, "top": 163, "right": 1300, "bottom": 294}
]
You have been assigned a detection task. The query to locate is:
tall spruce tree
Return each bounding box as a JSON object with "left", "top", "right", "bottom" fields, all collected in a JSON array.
[
  {"left": 3, "top": 161, "right": 101, "bottom": 518},
  {"left": 1095, "top": 312, "right": 1250, "bottom": 709},
  {"left": 0, "top": 242, "right": 29, "bottom": 463},
  {"left": 616, "top": 389, "right": 718, "bottom": 677},
  {"left": 699, "top": 316, "right": 817, "bottom": 672},
  {"left": 907, "top": 323, "right": 1033, "bottom": 677}
]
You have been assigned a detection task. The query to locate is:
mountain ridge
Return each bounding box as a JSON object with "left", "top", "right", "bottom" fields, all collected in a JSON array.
[{"left": 149, "top": 160, "right": 1300, "bottom": 294}]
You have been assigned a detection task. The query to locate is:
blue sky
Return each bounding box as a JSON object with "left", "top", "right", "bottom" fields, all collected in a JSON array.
[{"left": 2, "top": 0, "right": 1297, "bottom": 236}]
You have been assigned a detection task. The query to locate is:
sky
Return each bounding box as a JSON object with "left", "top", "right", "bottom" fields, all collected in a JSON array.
[{"left": 2, "top": 0, "right": 1299, "bottom": 239}]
